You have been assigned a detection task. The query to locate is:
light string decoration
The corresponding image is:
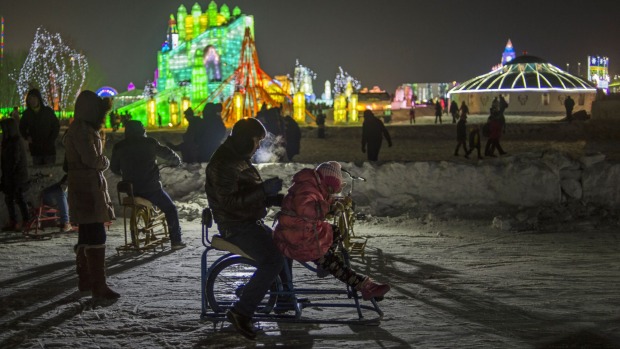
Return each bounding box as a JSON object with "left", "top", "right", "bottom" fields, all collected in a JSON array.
[
  {"left": 16, "top": 26, "right": 88, "bottom": 112},
  {"left": 332, "top": 66, "right": 361, "bottom": 97}
]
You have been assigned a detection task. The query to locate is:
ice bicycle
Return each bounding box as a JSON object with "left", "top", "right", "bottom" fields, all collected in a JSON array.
[{"left": 200, "top": 170, "right": 383, "bottom": 325}]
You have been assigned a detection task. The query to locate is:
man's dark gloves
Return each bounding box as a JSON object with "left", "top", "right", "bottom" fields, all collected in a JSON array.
[
  {"left": 266, "top": 194, "right": 284, "bottom": 207},
  {"left": 263, "top": 177, "right": 283, "bottom": 196}
]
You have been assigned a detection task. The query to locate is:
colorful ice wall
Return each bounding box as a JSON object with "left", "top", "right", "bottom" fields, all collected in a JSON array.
[{"left": 118, "top": 2, "right": 252, "bottom": 127}]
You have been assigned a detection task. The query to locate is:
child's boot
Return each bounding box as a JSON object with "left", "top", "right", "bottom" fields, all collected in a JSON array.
[{"left": 356, "top": 277, "right": 391, "bottom": 301}]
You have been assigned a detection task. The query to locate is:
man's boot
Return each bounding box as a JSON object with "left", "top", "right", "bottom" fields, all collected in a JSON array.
[
  {"left": 356, "top": 277, "right": 391, "bottom": 301},
  {"left": 85, "top": 245, "right": 120, "bottom": 300},
  {"left": 74, "top": 244, "right": 91, "bottom": 292}
]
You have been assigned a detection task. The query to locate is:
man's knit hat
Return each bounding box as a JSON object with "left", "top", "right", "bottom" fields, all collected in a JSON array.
[{"left": 316, "top": 161, "right": 343, "bottom": 193}]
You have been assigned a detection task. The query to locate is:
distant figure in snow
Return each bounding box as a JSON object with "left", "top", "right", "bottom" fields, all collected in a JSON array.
[
  {"left": 316, "top": 112, "right": 326, "bottom": 138},
  {"left": 454, "top": 113, "right": 469, "bottom": 158},
  {"left": 498, "top": 94, "right": 508, "bottom": 132},
  {"left": 361, "top": 110, "right": 392, "bottom": 161},
  {"left": 564, "top": 96, "right": 575, "bottom": 122},
  {"left": 434, "top": 100, "right": 443, "bottom": 124},
  {"left": 409, "top": 105, "right": 416, "bottom": 124}
]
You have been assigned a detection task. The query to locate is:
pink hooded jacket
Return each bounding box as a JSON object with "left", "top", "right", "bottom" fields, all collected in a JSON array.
[{"left": 273, "top": 168, "right": 334, "bottom": 262}]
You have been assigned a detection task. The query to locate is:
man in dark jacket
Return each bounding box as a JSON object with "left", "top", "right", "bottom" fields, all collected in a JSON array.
[
  {"left": 111, "top": 120, "right": 185, "bottom": 249},
  {"left": 1, "top": 118, "right": 30, "bottom": 231},
  {"left": 205, "top": 117, "right": 285, "bottom": 340},
  {"left": 454, "top": 114, "right": 469, "bottom": 157},
  {"left": 361, "top": 110, "right": 392, "bottom": 161},
  {"left": 19, "top": 88, "right": 60, "bottom": 166}
]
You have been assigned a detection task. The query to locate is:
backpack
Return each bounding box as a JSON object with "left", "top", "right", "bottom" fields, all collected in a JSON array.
[{"left": 482, "top": 122, "right": 491, "bottom": 137}]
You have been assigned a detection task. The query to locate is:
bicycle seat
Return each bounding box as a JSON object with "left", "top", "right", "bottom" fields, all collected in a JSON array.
[
  {"left": 211, "top": 235, "right": 252, "bottom": 260},
  {"left": 117, "top": 181, "right": 154, "bottom": 208}
]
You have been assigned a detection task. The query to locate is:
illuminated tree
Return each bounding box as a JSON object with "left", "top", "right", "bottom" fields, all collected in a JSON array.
[
  {"left": 0, "top": 50, "right": 27, "bottom": 108},
  {"left": 292, "top": 59, "right": 316, "bottom": 95},
  {"left": 333, "top": 66, "right": 361, "bottom": 96},
  {"left": 16, "top": 27, "right": 88, "bottom": 112}
]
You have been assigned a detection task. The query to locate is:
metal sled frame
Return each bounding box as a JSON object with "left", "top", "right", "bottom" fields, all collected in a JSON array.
[
  {"left": 115, "top": 181, "right": 169, "bottom": 254},
  {"left": 199, "top": 208, "right": 383, "bottom": 325}
]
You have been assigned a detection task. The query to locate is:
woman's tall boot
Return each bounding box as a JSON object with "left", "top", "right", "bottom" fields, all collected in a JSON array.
[
  {"left": 85, "top": 245, "right": 120, "bottom": 300},
  {"left": 74, "top": 244, "right": 91, "bottom": 292}
]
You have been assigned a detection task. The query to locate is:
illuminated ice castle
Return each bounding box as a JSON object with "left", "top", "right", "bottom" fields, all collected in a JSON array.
[{"left": 117, "top": 2, "right": 253, "bottom": 127}]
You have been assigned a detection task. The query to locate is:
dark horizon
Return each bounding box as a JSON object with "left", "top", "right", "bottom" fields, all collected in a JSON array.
[{"left": 1, "top": 0, "right": 618, "bottom": 93}]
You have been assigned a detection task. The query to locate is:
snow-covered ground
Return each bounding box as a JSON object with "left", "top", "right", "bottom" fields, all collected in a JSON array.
[{"left": 1, "top": 115, "right": 619, "bottom": 348}]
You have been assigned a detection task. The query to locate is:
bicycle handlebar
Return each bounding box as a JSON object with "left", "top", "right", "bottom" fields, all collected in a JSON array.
[{"left": 342, "top": 168, "right": 366, "bottom": 182}]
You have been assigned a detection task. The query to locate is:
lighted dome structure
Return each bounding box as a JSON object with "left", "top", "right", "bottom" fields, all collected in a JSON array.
[{"left": 448, "top": 55, "right": 597, "bottom": 115}]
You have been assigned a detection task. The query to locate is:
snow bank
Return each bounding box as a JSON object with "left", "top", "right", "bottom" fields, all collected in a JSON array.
[{"left": 5, "top": 152, "right": 618, "bottom": 225}]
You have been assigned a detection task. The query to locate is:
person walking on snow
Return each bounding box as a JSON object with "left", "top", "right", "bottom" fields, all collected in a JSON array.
[
  {"left": 449, "top": 100, "right": 459, "bottom": 124},
  {"left": 273, "top": 161, "right": 391, "bottom": 301},
  {"left": 63, "top": 90, "right": 119, "bottom": 301},
  {"left": 454, "top": 114, "right": 469, "bottom": 157},
  {"left": 361, "top": 110, "right": 392, "bottom": 161}
]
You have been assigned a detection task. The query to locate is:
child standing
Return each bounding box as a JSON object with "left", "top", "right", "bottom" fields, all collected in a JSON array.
[
  {"left": 274, "top": 161, "right": 390, "bottom": 301},
  {"left": 1, "top": 118, "right": 30, "bottom": 231}
]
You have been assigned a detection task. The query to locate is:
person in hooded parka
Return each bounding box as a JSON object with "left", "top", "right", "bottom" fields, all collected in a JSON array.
[
  {"left": 19, "top": 88, "right": 60, "bottom": 166},
  {"left": 63, "top": 90, "right": 119, "bottom": 301}
]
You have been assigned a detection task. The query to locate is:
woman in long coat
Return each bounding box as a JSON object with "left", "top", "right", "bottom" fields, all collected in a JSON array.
[{"left": 63, "top": 90, "right": 119, "bottom": 300}]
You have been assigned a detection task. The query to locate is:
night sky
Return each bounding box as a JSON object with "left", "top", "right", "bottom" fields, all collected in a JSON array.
[{"left": 1, "top": 0, "right": 619, "bottom": 93}]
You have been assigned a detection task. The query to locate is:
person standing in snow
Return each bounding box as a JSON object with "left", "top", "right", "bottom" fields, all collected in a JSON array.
[
  {"left": 273, "top": 161, "right": 391, "bottom": 300},
  {"left": 19, "top": 88, "right": 60, "bottom": 166},
  {"left": 1, "top": 118, "right": 30, "bottom": 232},
  {"left": 316, "top": 112, "right": 326, "bottom": 138},
  {"left": 361, "top": 110, "right": 392, "bottom": 161},
  {"left": 205, "top": 117, "right": 286, "bottom": 340},
  {"left": 564, "top": 96, "right": 575, "bottom": 122},
  {"left": 110, "top": 120, "right": 185, "bottom": 250},
  {"left": 434, "top": 100, "right": 443, "bottom": 124},
  {"left": 63, "top": 90, "right": 119, "bottom": 301},
  {"left": 283, "top": 115, "right": 301, "bottom": 161}
]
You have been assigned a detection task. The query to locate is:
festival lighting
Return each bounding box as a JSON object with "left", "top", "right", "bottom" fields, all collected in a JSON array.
[
  {"left": 348, "top": 93, "right": 358, "bottom": 122},
  {"left": 333, "top": 94, "right": 347, "bottom": 124},
  {"left": 293, "top": 92, "right": 305, "bottom": 123},
  {"left": 233, "top": 91, "right": 244, "bottom": 121},
  {"left": 16, "top": 27, "right": 88, "bottom": 111},
  {"left": 147, "top": 98, "right": 156, "bottom": 127},
  {"left": 169, "top": 100, "right": 179, "bottom": 125}
]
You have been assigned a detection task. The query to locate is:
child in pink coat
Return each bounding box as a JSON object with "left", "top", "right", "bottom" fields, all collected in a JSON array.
[{"left": 274, "top": 161, "right": 390, "bottom": 301}]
